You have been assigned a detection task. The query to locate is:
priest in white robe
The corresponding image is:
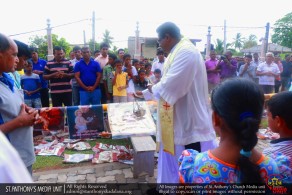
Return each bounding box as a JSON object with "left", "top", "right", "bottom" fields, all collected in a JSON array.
[{"left": 144, "top": 22, "right": 217, "bottom": 183}]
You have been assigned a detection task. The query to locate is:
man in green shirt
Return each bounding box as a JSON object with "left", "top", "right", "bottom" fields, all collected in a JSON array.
[{"left": 103, "top": 53, "right": 117, "bottom": 103}]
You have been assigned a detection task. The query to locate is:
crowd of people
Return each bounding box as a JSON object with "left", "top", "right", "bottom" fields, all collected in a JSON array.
[
  {"left": 0, "top": 20, "right": 291, "bottom": 188},
  {"left": 6, "top": 32, "right": 292, "bottom": 110},
  {"left": 5, "top": 43, "right": 164, "bottom": 109},
  {"left": 205, "top": 50, "right": 292, "bottom": 94}
]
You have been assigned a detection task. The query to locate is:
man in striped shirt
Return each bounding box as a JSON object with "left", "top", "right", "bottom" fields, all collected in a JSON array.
[{"left": 44, "top": 46, "right": 74, "bottom": 107}]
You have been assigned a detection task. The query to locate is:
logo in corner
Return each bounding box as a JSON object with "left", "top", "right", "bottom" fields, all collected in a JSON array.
[{"left": 266, "top": 174, "right": 287, "bottom": 194}]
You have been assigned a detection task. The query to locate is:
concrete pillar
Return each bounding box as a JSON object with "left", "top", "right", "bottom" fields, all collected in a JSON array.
[
  {"left": 206, "top": 26, "right": 211, "bottom": 60},
  {"left": 92, "top": 11, "right": 95, "bottom": 51},
  {"left": 260, "top": 37, "right": 266, "bottom": 61},
  {"left": 46, "top": 19, "right": 54, "bottom": 61},
  {"left": 134, "top": 22, "right": 141, "bottom": 60}
]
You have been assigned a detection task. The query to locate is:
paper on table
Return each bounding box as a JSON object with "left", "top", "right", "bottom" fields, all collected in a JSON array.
[{"left": 142, "top": 89, "right": 154, "bottom": 101}]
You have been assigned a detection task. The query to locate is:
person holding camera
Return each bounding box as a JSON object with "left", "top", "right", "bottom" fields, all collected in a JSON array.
[{"left": 215, "top": 50, "right": 238, "bottom": 82}]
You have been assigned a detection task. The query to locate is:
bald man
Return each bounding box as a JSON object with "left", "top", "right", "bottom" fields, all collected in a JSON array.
[{"left": 0, "top": 33, "right": 38, "bottom": 175}]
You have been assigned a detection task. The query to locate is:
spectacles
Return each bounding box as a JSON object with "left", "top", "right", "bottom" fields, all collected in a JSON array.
[{"left": 157, "top": 36, "right": 165, "bottom": 44}]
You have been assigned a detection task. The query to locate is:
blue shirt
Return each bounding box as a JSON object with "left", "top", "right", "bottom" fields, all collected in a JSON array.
[
  {"left": 74, "top": 58, "right": 102, "bottom": 91},
  {"left": 32, "top": 58, "right": 48, "bottom": 88},
  {"left": 21, "top": 73, "right": 41, "bottom": 99}
]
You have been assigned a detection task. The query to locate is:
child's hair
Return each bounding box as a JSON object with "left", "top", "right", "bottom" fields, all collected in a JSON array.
[
  {"left": 73, "top": 46, "right": 81, "bottom": 52},
  {"left": 154, "top": 68, "right": 161, "bottom": 74},
  {"left": 100, "top": 42, "right": 109, "bottom": 49},
  {"left": 211, "top": 78, "right": 264, "bottom": 183},
  {"left": 26, "top": 59, "right": 33, "bottom": 66},
  {"left": 245, "top": 54, "right": 252, "bottom": 59},
  {"left": 267, "top": 91, "right": 292, "bottom": 129},
  {"left": 94, "top": 50, "right": 100, "bottom": 55},
  {"left": 108, "top": 53, "right": 117, "bottom": 61},
  {"left": 123, "top": 54, "right": 131, "bottom": 60},
  {"left": 144, "top": 62, "right": 152, "bottom": 69},
  {"left": 156, "top": 49, "right": 164, "bottom": 55},
  {"left": 132, "top": 59, "right": 139, "bottom": 64},
  {"left": 117, "top": 48, "right": 125, "bottom": 54},
  {"left": 114, "top": 59, "right": 122, "bottom": 65},
  {"left": 29, "top": 47, "right": 38, "bottom": 54},
  {"left": 138, "top": 69, "right": 146, "bottom": 75},
  {"left": 74, "top": 110, "right": 82, "bottom": 116},
  {"left": 14, "top": 40, "right": 31, "bottom": 58}
]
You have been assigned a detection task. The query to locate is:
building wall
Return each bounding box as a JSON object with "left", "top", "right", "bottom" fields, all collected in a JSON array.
[
  {"left": 128, "top": 37, "right": 136, "bottom": 58},
  {"left": 128, "top": 36, "right": 201, "bottom": 60},
  {"left": 128, "top": 36, "right": 158, "bottom": 60},
  {"left": 141, "top": 44, "right": 157, "bottom": 60}
]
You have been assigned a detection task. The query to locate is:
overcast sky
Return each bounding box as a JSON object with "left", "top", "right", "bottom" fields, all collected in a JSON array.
[{"left": 1, "top": 0, "right": 290, "bottom": 51}]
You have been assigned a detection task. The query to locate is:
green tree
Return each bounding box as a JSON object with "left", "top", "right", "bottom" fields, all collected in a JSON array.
[
  {"left": 226, "top": 45, "right": 237, "bottom": 55},
  {"left": 53, "top": 35, "right": 71, "bottom": 55},
  {"left": 214, "top": 39, "right": 236, "bottom": 55},
  {"left": 29, "top": 35, "right": 47, "bottom": 59},
  {"left": 271, "top": 12, "right": 292, "bottom": 48},
  {"left": 111, "top": 45, "right": 118, "bottom": 54},
  {"left": 243, "top": 34, "right": 258, "bottom": 49},
  {"left": 214, "top": 39, "right": 224, "bottom": 55},
  {"left": 29, "top": 34, "right": 71, "bottom": 59},
  {"left": 102, "top": 29, "right": 113, "bottom": 47},
  {"left": 88, "top": 39, "right": 100, "bottom": 52},
  {"left": 231, "top": 33, "right": 244, "bottom": 51}
]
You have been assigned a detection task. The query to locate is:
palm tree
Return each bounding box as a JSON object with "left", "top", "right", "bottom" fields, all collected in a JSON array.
[
  {"left": 215, "top": 39, "right": 224, "bottom": 55},
  {"left": 111, "top": 46, "right": 118, "bottom": 54},
  {"left": 231, "top": 33, "right": 244, "bottom": 51},
  {"left": 88, "top": 39, "right": 100, "bottom": 52},
  {"left": 102, "top": 29, "right": 113, "bottom": 47},
  {"left": 247, "top": 34, "right": 257, "bottom": 42},
  {"left": 243, "top": 34, "right": 258, "bottom": 49}
]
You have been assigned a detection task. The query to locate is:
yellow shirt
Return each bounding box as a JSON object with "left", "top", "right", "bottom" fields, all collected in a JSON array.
[
  {"left": 17, "top": 70, "right": 24, "bottom": 75},
  {"left": 113, "top": 72, "right": 128, "bottom": 96}
]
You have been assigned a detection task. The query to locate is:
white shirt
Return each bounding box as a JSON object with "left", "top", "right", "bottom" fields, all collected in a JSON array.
[
  {"left": 251, "top": 60, "right": 263, "bottom": 79},
  {"left": 151, "top": 60, "right": 164, "bottom": 75},
  {"left": 257, "top": 62, "right": 280, "bottom": 85},
  {"left": 70, "top": 58, "right": 80, "bottom": 67},
  {"left": 0, "top": 131, "right": 33, "bottom": 183},
  {"left": 126, "top": 66, "right": 138, "bottom": 94},
  {"left": 145, "top": 42, "right": 216, "bottom": 145}
]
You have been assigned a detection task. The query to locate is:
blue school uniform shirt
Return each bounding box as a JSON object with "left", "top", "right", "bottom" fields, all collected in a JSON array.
[
  {"left": 32, "top": 58, "right": 48, "bottom": 88},
  {"left": 20, "top": 73, "right": 41, "bottom": 99}
]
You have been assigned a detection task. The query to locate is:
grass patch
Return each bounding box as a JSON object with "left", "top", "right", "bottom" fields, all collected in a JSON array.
[{"left": 33, "top": 138, "right": 131, "bottom": 172}]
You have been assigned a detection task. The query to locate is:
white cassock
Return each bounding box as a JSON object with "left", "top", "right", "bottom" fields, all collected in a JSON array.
[
  {"left": 0, "top": 131, "right": 33, "bottom": 183},
  {"left": 143, "top": 41, "right": 218, "bottom": 183}
]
